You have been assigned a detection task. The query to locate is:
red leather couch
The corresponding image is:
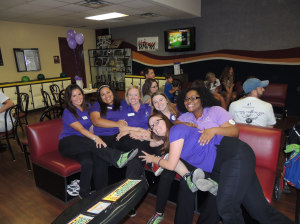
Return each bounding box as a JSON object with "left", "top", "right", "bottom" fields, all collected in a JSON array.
[
  {"left": 261, "top": 83, "right": 288, "bottom": 118},
  {"left": 237, "top": 123, "right": 281, "bottom": 204},
  {"left": 26, "top": 119, "right": 81, "bottom": 202},
  {"left": 27, "top": 119, "right": 281, "bottom": 205}
]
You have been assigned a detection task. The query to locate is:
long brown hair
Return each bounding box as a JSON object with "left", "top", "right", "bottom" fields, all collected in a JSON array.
[
  {"left": 151, "top": 92, "right": 180, "bottom": 118},
  {"left": 64, "top": 84, "right": 89, "bottom": 118},
  {"left": 149, "top": 112, "right": 174, "bottom": 153}
]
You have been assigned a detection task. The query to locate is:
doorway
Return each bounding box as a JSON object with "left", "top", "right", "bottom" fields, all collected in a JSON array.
[{"left": 58, "top": 37, "right": 86, "bottom": 87}]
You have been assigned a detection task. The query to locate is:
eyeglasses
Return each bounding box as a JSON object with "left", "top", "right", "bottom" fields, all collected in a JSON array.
[
  {"left": 150, "top": 85, "right": 158, "bottom": 89},
  {"left": 150, "top": 119, "right": 163, "bottom": 131},
  {"left": 184, "top": 96, "right": 200, "bottom": 102}
]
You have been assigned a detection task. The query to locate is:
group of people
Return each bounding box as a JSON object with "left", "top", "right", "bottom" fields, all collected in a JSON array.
[
  {"left": 57, "top": 66, "right": 291, "bottom": 223},
  {"left": 200, "top": 66, "right": 276, "bottom": 128}
]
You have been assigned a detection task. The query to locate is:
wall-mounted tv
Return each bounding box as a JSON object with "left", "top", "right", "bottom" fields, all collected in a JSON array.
[{"left": 164, "top": 27, "right": 195, "bottom": 52}]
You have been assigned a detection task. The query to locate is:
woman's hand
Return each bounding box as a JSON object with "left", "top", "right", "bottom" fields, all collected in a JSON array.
[
  {"left": 94, "top": 137, "right": 107, "bottom": 148},
  {"left": 117, "top": 119, "right": 128, "bottom": 128},
  {"left": 182, "top": 122, "right": 198, "bottom": 128},
  {"left": 116, "top": 131, "right": 129, "bottom": 141},
  {"left": 198, "top": 128, "right": 217, "bottom": 145},
  {"left": 139, "top": 151, "right": 155, "bottom": 164}
]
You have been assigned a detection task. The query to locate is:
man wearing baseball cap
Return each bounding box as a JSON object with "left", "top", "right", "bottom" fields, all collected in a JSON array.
[{"left": 229, "top": 78, "right": 276, "bottom": 127}]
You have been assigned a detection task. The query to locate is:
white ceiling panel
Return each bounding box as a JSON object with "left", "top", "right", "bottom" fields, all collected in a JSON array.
[{"left": 0, "top": 0, "right": 201, "bottom": 29}]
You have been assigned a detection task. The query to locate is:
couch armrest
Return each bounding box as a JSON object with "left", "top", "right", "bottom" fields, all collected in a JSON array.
[{"left": 26, "top": 119, "right": 63, "bottom": 163}]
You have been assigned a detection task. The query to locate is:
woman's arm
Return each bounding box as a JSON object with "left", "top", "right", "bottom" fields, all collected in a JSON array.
[
  {"left": 70, "top": 121, "right": 107, "bottom": 148},
  {"left": 90, "top": 111, "right": 127, "bottom": 128},
  {"left": 140, "top": 139, "right": 184, "bottom": 171},
  {"left": 198, "top": 122, "right": 239, "bottom": 145}
]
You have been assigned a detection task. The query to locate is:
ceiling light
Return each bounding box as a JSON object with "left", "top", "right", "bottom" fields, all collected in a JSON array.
[{"left": 85, "top": 12, "right": 128, "bottom": 21}]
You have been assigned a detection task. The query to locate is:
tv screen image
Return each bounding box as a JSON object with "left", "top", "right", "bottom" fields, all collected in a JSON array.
[{"left": 164, "top": 27, "right": 195, "bottom": 52}]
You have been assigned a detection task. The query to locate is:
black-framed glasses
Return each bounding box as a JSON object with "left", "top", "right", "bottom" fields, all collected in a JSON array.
[
  {"left": 184, "top": 96, "right": 200, "bottom": 102},
  {"left": 150, "top": 85, "right": 158, "bottom": 89},
  {"left": 150, "top": 119, "right": 163, "bottom": 131}
]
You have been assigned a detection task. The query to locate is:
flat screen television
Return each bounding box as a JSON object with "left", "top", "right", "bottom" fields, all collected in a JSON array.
[{"left": 164, "top": 27, "right": 195, "bottom": 52}]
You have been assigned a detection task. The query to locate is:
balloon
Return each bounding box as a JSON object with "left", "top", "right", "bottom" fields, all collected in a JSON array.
[
  {"left": 67, "top": 29, "right": 76, "bottom": 39},
  {"left": 75, "top": 33, "right": 84, "bottom": 45},
  {"left": 68, "top": 38, "right": 77, "bottom": 49}
]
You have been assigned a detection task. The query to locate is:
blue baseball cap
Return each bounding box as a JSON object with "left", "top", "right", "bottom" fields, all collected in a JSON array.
[{"left": 243, "top": 78, "right": 269, "bottom": 94}]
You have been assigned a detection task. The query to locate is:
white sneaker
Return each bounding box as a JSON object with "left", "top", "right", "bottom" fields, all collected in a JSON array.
[{"left": 196, "top": 178, "right": 218, "bottom": 196}]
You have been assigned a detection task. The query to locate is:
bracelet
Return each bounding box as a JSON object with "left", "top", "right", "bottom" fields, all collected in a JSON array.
[
  {"left": 158, "top": 157, "right": 163, "bottom": 167},
  {"left": 92, "top": 137, "right": 97, "bottom": 142}
]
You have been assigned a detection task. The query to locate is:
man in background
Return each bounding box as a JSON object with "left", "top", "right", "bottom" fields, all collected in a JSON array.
[
  {"left": 142, "top": 67, "right": 156, "bottom": 91},
  {"left": 0, "top": 92, "right": 15, "bottom": 151},
  {"left": 229, "top": 78, "right": 276, "bottom": 127}
]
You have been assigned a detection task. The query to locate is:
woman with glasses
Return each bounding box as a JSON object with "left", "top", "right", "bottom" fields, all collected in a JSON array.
[
  {"left": 147, "top": 86, "right": 239, "bottom": 224},
  {"left": 141, "top": 112, "right": 292, "bottom": 224},
  {"left": 142, "top": 78, "right": 159, "bottom": 104}
]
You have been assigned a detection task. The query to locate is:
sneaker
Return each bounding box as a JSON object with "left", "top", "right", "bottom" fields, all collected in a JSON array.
[
  {"left": 152, "top": 153, "right": 169, "bottom": 176},
  {"left": 185, "top": 172, "right": 198, "bottom": 193},
  {"left": 117, "top": 148, "right": 138, "bottom": 168},
  {"left": 128, "top": 208, "right": 137, "bottom": 218},
  {"left": 67, "top": 185, "right": 80, "bottom": 196},
  {"left": 195, "top": 178, "right": 218, "bottom": 196},
  {"left": 147, "top": 212, "right": 164, "bottom": 224}
]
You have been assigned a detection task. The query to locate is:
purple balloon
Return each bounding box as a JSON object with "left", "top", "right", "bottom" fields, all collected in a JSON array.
[
  {"left": 67, "top": 29, "right": 76, "bottom": 39},
  {"left": 68, "top": 38, "right": 77, "bottom": 49},
  {"left": 75, "top": 33, "right": 84, "bottom": 45}
]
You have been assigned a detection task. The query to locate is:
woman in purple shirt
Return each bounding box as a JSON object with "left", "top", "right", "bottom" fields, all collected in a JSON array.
[
  {"left": 147, "top": 86, "right": 239, "bottom": 224},
  {"left": 59, "top": 84, "right": 137, "bottom": 198},
  {"left": 141, "top": 113, "right": 292, "bottom": 224}
]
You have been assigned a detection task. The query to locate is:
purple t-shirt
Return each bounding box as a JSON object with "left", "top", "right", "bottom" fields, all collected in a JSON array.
[
  {"left": 169, "top": 124, "right": 223, "bottom": 172},
  {"left": 59, "top": 106, "right": 92, "bottom": 140},
  {"left": 91, "top": 101, "right": 123, "bottom": 136},
  {"left": 178, "top": 106, "right": 232, "bottom": 130},
  {"left": 121, "top": 103, "right": 151, "bottom": 129}
]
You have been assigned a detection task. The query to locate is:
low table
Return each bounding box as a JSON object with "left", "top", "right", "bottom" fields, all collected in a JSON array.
[{"left": 52, "top": 178, "right": 148, "bottom": 224}]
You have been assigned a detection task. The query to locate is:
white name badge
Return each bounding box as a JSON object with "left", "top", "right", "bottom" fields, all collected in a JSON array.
[
  {"left": 127, "top": 113, "right": 135, "bottom": 117},
  {"left": 82, "top": 116, "right": 88, "bottom": 120},
  {"left": 107, "top": 106, "right": 112, "bottom": 109}
]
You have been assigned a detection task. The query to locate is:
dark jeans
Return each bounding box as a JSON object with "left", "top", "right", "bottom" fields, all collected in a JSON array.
[
  {"left": 160, "top": 137, "right": 293, "bottom": 224},
  {"left": 59, "top": 135, "right": 124, "bottom": 195}
]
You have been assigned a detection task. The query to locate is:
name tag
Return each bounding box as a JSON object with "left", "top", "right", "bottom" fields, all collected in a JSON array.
[
  {"left": 107, "top": 106, "right": 112, "bottom": 109},
  {"left": 127, "top": 113, "right": 135, "bottom": 117},
  {"left": 82, "top": 116, "right": 88, "bottom": 120}
]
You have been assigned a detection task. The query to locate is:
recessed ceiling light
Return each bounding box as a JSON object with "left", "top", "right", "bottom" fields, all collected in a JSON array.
[{"left": 85, "top": 12, "right": 128, "bottom": 21}]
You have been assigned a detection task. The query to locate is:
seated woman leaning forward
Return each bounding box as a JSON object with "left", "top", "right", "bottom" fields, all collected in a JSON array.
[
  {"left": 140, "top": 112, "right": 293, "bottom": 224},
  {"left": 58, "top": 84, "right": 138, "bottom": 198}
]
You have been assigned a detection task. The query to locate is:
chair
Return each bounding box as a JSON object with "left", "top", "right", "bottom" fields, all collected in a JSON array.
[
  {"left": 16, "top": 93, "right": 29, "bottom": 131},
  {"left": 58, "top": 89, "right": 65, "bottom": 111},
  {"left": 41, "top": 90, "right": 54, "bottom": 109},
  {"left": 0, "top": 105, "right": 22, "bottom": 161},
  {"left": 49, "top": 84, "right": 61, "bottom": 105},
  {"left": 40, "top": 106, "right": 62, "bottom": 122}
]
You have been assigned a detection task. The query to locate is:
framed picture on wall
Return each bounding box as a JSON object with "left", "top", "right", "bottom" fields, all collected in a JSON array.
[
  {"left": 0, "top": 48, "right": 3, "bottom": 66},
  {"left": 96, "top": 35, "right": 112, "bottom": 49},
  {"left": 13, "top": 48, "right": 41, "bottom": 72}
]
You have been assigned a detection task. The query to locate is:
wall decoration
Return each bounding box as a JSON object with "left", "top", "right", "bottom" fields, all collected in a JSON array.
[
  {"left": 0, "top": 48, "right": 3, "bottom": 66},
  {"left": 13, "top": 48, "right": 41, "bottom": 72},
  {"left": 53, "top": 56, "right": 60, "bottom": 64},
  {"left": 97, "top": 35, "right": 112, "bottom": 49},
  {"left": 137, "top": 37, "right": 158, "bottom": 51},
  {"left": 110, "top": 39, "right": 123, "bottom": 49}
]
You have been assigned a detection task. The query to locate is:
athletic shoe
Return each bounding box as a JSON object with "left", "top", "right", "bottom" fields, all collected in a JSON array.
[
  {"left": 185, "top": 172, "right": 198, "bottom": 193},
  {"left": 67, "top": 180, "right": 80, "bottom": 196},
  {"left": 195, "top": 178, "right": 218, "bottom": 196},
  {"left": 128, "top": 208, "right": 137, "bottom": 218},
  {"left": 152, "top": 153, "right": 169, "bottom": 176},
  {"left": 147, "top": 212, "right": 164, "bottom": 224},
  {"left": 117, "top": 148, "right": 138, "bottom": 168}
]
